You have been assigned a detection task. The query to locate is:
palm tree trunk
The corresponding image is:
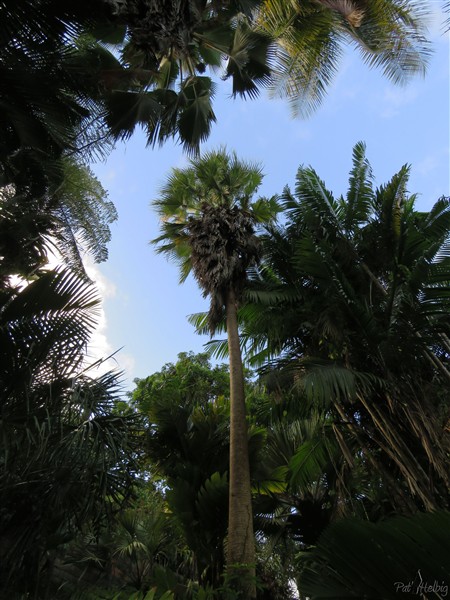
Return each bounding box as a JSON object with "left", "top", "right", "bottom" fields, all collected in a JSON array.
[{"left": 225, "top": 287, "right": 256, "bottom": 598}]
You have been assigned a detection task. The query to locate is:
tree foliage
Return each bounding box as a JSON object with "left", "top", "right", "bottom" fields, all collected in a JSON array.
[
  {"left": 241, "top": 142, "right": 450, "bottom": 513},
  {"left": 0, "top": 0, "right": 435, "bottom": 158},
  {"left": 0, "top": 159, "right": 117, "bottom": 283},
  {"left": 131, "top": 353, "right": 297, "bottom": 598},
  {"left": 132, "top": 353, "right": 233, "bottom": 588},
  {"left": 299, "top": 510, "right": 450, "bottom": 599},
  {"left": 258, "top": 0, "right": 431, "bottom": 117},
  {"left": 0, "top": 269, "right": 141, "bottom": 596}
]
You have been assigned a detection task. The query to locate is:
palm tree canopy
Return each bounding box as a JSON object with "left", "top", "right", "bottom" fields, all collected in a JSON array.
[
  {"left": 258, "top": 0, "right": 432, "bottom": 117},
  {"left": 105, "top": 0, "right": 433, "bottom": 150},
  {"left": 237, "top": 142, "right": 450, "bottom": 511},
  {"left": 152, "top": 148, "right": 279, "bottom": 332},
  {"left": 1, "top": 0, "right": 434, "bottom": 157}
]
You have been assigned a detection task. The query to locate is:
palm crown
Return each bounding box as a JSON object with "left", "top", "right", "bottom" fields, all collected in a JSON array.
[
  {"left": 0, "top": 0, "right": 434, "bottom": 158},
  {"left": 241, "top": 142, "right": 450, "bottom": 511},
  {"left": 153, "top": 148, "right": 278, "bottom": 332}
]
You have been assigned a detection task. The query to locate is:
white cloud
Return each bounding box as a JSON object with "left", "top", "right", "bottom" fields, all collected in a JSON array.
[
  {"left": 85, "top": 258, "right": 116, "bottom": 299},
  {"left": 84, "top": 257, "right": 136, "bottom": 380},
  {"left": 8, "top": 246, "right": 135, "bottom": 381}
]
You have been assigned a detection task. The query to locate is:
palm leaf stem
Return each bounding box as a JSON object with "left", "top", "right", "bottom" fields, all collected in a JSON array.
[
  {"left": 332, "top": 400, "right": 419, "bottom": 513},
  {"left": 355, "top": 392, "right": 439, "bottom": 509},
  {"left": 402, "top": 392, "right": 450, "bottom": 485},
  {"left": 416, "top": 331, "right": 450, "bottom": 384},
  {"left": 442, "top": 333, "right": 450, "bottom": 354},
  {"left": 331, "top": 422, "right": 354, "bottom": 468}
]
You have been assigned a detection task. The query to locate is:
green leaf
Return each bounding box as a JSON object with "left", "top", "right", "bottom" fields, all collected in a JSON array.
[
  {"left": 177, "top": 77, "right": 217, "bottom": 154},
  {"left": 299, "top": 511, "right": 450, "bottom": 599},
  {"left": 225, "top": 20, "right": 273, "bottom": 99}
]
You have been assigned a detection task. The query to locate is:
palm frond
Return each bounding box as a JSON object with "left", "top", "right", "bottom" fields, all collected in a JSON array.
[
  {"left": 289, "top": 435, "right": 337, "bottom": 491},
  {"left": 258, "top": 1, "right": 342, "bottom": 117},
  {"left": 53, "top": 158, "right": 118, "bottom": 266},
  {"left": 342, "top": 140, "right": 374, "bottom": 232},
  {"left": 352, "top": 0, "right": 431, "bottom": 86},
  {"left": 225, "top": 19, "right": 274, "bottom": 99},
  {"left": 177, "top": 77, "right": 217, "bottom": 155},
  {"left": 299, "top": 510, "right": 450, "bottom": 599},
  {"left": 289, "top": 165, "right": 339, "bottom": 230}
]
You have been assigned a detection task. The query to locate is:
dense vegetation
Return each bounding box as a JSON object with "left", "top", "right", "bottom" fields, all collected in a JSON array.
[{"left": 1, "top": 0, "right": 449, "bottom": 598}]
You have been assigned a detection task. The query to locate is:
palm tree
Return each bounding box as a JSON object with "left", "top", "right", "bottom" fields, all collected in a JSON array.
[
  {"left": 1, "top": 0, "right": 433, "bottom": 158},
  {"left": 152, "top": 149, "right": 278, "bottom": 596},
  {"left": 104, "top": 1, "right": 274, "bottom": 154},
  {"left": 256, "top": 0, "right": 431, "bottom": 117},
  {"left": 107, "top": 0, "right": 432, "bottom": 152},
  {"left": 241, "top": 142, "right": 450, "bottom": 513},
  {"left": 0, "top": 268, "right": 140, "bottom": 596},
  {"left": 109, "top": 0, "right": 433, "bottom": 151}
]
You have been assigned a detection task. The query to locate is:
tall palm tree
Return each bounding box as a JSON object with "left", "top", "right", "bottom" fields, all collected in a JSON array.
[
  {"left": 152, "top": 149, "right": 278, "bottom": 596},
  {"left": 241, "top": 142, "right": 450, "bottom": 512}
]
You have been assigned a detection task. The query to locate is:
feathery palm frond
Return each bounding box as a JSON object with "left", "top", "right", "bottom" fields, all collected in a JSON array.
[
  {"left": 240, "top": 144, "right": 450, "bottom": 513},
  {"left": 257, "top": 0, "right": 431, "bottom": 117},
  {"left": 0, "top": 268, "right": 140, "bottom": 595}
]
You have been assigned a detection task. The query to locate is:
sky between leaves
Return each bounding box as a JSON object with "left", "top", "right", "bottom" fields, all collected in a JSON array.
[{"left": 86, "top": 6, "right": 450, "bottom": 389}]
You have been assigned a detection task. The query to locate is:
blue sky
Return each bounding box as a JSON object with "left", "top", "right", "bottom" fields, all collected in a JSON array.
[{"left": 88, "top": 9, "right": 449, "bottom": 388}]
